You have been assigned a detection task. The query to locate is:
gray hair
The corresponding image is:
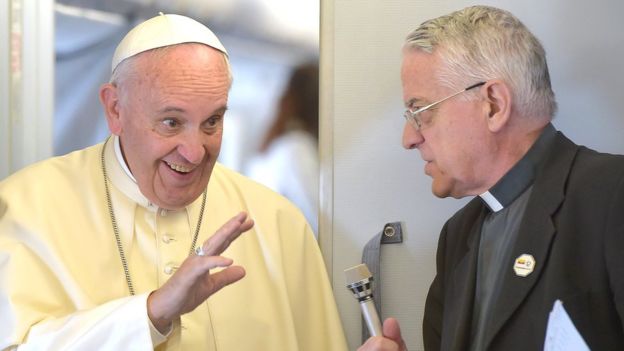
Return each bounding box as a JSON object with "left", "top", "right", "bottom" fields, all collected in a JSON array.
[
  {"left": 110, "top": 43, "right": 233, "bottom": 90},
  {"left": 404, "top": 5, "right": 557, "bottom": 119}
]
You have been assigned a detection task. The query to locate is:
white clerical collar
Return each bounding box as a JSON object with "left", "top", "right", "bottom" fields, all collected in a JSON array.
[
  {"left": 114, "top": 135, "right": 136, "bottom": 183},
  {"left": 105, "top": 136, "right": 151, "bottom": 209},
  {"left": 479, "top": 191, "right": 504, "bottom": 213},
  {"left": 477, "top": 124, "right": 557, "bottom": 214}
]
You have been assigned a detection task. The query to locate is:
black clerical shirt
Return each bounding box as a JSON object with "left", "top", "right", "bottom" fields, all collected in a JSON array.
[{"left": 470, "top": 124, "right": 557, "bottom": 351}]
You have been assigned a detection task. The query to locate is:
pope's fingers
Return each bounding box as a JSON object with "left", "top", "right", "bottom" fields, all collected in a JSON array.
[
  {"left": 207, "top": 265, "right": 246, "bottom": 293},
  {"left": 190, "top": 255, "right": 235, "bottom": 275},
  {"left": 200, "top": 212, "right": 254, "bottom": 256}
]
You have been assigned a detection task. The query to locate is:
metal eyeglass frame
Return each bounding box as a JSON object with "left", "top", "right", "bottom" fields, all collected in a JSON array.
[{"left": 403, "top": 81, "right": 486, "bottom": 130}]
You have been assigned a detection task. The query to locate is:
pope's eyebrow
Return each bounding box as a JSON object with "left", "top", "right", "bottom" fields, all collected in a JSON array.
[
  {"left": 212, "top": 106, "right": 228, "bottom": 115},
  {"left": 156, "top": 106, "right": 229, "bottom": 115},
  {"left": 157, "top": 106, "right": 186, "bottom": 114}
]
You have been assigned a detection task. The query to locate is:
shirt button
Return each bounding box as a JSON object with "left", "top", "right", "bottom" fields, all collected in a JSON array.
[
  {"left": 162, "top": 234, "right": 173, "bottom": 243},
  {"left": 160, "top": 209, "right": 168, "bottom": 217},
  {"left": 163, "top": 263, "right": 178, "bottom": 275}
]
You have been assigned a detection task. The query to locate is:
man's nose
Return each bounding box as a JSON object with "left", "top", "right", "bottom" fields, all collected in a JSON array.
[
  {"left": 402, "top": 122, "right": 424, "bottom": 150},
  {"left": 177, "top": 132, "right": 207, "bottom": 164}
]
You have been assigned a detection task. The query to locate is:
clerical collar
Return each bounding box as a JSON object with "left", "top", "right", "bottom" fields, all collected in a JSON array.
[
  {"left": 114, "top": 135, "right": 136, "bottom": 183},
  {"left": 105, "top": 135, "right": 151, "bottom": 209},
  {"left": 479, "top": 123, "right": 557, "bottom": 212}
]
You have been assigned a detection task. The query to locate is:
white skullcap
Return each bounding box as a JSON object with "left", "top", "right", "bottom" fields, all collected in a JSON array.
[{"left": 111, "top": 13, "right": 227, "bottom": 72}]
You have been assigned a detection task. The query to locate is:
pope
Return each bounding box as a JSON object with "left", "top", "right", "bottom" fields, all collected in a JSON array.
[{"left": 0, "top": 13, "right": 347, "bottom": 350}]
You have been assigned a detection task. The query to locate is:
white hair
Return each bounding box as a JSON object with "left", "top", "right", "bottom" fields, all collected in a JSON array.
[{"left": 404, "top": 5, "right": 557, "bottom": 119}]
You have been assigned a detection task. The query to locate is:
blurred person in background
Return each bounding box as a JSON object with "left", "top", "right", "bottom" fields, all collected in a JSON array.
[{"left": 246, "top": 63, "right": 320, "bottom": 234}]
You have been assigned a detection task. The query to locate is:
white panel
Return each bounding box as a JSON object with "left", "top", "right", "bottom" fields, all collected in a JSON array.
[
  {"left": 0, "top": 0, "right": 54, "bottom": 180},
  {"left": 322, "top": 0, "right": 624, "bottom": 350},
  {"left": 0, "top": 1, "right": 9, "bottom": 179},
  {"left": 20, "top": 0, "right": 54, "bottom": 167}
]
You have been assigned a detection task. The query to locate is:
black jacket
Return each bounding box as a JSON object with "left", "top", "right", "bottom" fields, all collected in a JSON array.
[{"left": 423, "top": 132, "right": 624, "bottom": 350}]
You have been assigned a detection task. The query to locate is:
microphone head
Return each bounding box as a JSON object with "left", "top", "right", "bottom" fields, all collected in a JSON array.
[{"left": 344, "top": 263, "right": 375, "bottom": 302}]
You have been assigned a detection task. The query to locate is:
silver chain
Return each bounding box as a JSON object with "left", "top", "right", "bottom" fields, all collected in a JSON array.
[{"left": 100, "top": 138, "right": 207, "bottom": 295}]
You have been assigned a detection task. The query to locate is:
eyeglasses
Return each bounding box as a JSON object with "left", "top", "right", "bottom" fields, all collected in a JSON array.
[{"left": 403, "top": 81, "right": 486, "bottom": 130}]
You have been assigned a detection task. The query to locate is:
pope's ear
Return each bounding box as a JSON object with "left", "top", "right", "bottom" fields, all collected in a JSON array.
[
  {"left": 482, "top": 79, "right": 512, "bottom": 133},
  {"left": 99, "top": 83, "right": 122, "bottom": 135}
]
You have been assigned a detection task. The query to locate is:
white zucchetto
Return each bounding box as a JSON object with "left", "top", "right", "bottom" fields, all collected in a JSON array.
[{"left": 111, "top": 13, "right": 227, "bottom": 72}]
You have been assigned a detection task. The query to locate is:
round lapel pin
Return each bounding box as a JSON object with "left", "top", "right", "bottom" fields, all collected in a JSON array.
[{"left": 513, "top": 254, "right": 535, "bottom": 277}]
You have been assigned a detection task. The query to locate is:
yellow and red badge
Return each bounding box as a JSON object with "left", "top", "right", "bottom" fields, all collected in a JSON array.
[{"left": 513, "top": 254, "right": 535, "bottom": 277}]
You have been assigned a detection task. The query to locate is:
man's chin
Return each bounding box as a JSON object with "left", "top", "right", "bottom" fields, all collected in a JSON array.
[
  {"left": 432, "top": 183, "right": 473, "bottom": 200},
  {"left": 431, "top": 181, "right": 453, "bottom": 199}
]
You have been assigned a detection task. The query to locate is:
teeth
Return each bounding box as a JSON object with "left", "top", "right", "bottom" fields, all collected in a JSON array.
[{"left": 166, "top": 161, "right": 192, "bottom": 173}]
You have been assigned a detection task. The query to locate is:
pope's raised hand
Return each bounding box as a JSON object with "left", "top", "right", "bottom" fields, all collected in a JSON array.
[{"left": 147, "top": 211, "right": 254, "bottom": 333}]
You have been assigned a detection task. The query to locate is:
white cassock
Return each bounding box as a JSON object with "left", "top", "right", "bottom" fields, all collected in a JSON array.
[{"left": 0, "top": 137, "right": 347, "bottom": 351}]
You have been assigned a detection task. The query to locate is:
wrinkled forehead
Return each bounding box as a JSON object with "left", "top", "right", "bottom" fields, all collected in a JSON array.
[
  {"left": 112, "top": 43, "right": 231, "bottom": 92},
  {"left": 400, "top": 49, "right": 442, "bottom": 83},
  {"left": 134, "top": 44, "right": 231, "bottom": 89},
  {"left": 400, "top": 49, "right": 447, "bottom": 103}
]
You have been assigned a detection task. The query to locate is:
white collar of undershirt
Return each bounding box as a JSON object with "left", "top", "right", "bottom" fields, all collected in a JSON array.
[
  {"left": 114, "top": 135, "right": 137, "bottom": 183},
  {"left": 479, "top": 190, "right": 504, "bottom": 213}
]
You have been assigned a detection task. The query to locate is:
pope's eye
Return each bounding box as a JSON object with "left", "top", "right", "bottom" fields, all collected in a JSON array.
[
  {"left": 163, "top": 119, "right": 179, "bottom": 128},
  {"left": 207, "top": 116, "right": 220, "bottom": 126}
]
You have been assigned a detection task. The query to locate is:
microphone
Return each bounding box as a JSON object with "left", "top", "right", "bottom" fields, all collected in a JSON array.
[{"left": 344, "top": 263, "right": 383, "bottom": 337}]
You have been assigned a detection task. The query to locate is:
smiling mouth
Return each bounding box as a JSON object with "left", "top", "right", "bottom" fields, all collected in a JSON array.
[{"left": 165, "top": 161, "right": 193, "bottom": 173}]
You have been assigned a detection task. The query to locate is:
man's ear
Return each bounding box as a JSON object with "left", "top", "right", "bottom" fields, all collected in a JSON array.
[
  {"left": 481, "top": 79, "right": 512, "bottom": 133},
  {"left": 99, "top": 83, "right": 122, "bottom": 135}
]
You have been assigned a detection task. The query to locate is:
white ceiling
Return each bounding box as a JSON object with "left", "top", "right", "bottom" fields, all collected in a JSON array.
[{"left": 55, "top": 0, "right": 319, "bottom": 49}]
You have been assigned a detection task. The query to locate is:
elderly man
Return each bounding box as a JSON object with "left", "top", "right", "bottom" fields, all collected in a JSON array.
[
  {"left": 360, "top": 5, "right": 624, "bottom": 351},
  {"left": 0, "top": 14, "right": 347, "bottom": 350}
]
